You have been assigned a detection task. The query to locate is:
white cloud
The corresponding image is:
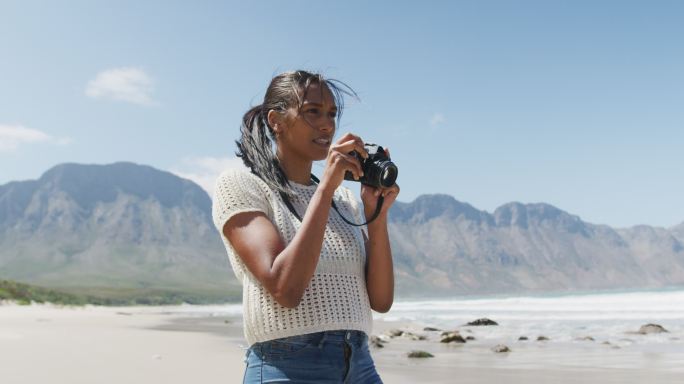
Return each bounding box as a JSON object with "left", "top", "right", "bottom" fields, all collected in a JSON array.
[
  {"left": 170, "top": 156, "right": 247, "bottom": 197},
  {"left": 430, "top": 113, "right": 446, "bottom": 126},
  {"left": 85, "top": 67, "right": 159, "bottom": 106},
  {"left": 0, "top": 124, "right": 71, "bottom": 152}
]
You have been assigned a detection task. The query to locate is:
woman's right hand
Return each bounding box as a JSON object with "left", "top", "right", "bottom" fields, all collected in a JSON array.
[{"left": 319, "top": 132, "right": 368, "bottom": 193}]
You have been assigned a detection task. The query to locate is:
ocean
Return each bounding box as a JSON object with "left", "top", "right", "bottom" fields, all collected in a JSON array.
[
  {"left": 169, "top": 288, "right": 684, "bottom": 372},
  {"left": 376, "top": 288, "right": 684, "bottom": 372}
]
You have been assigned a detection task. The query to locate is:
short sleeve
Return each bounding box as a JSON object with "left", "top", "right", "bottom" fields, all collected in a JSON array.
[{"left": 212, "top": 169, "right": 272, "bottom": 234}]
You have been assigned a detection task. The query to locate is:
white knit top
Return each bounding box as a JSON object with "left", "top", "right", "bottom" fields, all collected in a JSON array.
[{"left": 212, "top": 169, "right": 373, "bottom": 345}]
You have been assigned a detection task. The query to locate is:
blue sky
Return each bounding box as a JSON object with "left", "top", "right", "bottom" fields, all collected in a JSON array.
[{"left": 1, "top": 0, "right": 683, "bottom": 228}]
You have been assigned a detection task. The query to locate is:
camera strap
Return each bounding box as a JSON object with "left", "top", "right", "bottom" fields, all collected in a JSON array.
[{"left": 279, "top": 174, "right": 384, "bottom": 227}]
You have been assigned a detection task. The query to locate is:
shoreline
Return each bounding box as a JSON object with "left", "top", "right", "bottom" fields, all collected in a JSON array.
[{"left": 1, "top": 303, "right": 682, "bottom": 384}]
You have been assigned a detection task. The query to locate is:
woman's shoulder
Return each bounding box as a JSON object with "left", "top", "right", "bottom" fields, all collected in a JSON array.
[
  {"left": 216, "top": 168, "right": 266, "bottom": 188},
  {"left": 213, "top": 168, "right": 272, "bottom": 200},
  {"left": 212, "top": 168, "right": 274, "bottom": 226}
]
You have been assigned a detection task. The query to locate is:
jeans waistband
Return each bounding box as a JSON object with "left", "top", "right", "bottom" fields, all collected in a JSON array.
[
  {"left": 319, "top": 330, "right": 367, "bottom": 343},
  {"left": 259, "top": 330, "right": 367, "bottom": 348}
]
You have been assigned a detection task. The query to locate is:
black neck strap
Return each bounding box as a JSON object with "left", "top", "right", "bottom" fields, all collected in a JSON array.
[{"left": 279, "top": 174, "right": 384, "bottom": 227}]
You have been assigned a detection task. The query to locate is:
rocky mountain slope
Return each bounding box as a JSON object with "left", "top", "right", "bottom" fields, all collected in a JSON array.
[
  {"left": 0, "top": 162, "right": 238, "bottom": 301},
  {"left": 389, "top": 195, "right": 684, "bottom": 296},
  {"left": 1, "top": 163, "right": 682, "bottom": 300}
]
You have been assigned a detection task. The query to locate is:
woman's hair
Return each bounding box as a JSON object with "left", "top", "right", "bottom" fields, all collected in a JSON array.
[{"left": 236, "top": 70, "right": 357, "bottom": 197}]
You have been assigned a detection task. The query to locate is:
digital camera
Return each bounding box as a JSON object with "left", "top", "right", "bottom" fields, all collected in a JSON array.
[{"left": 344, "top": 143, "right": 398, "bottom": 188}]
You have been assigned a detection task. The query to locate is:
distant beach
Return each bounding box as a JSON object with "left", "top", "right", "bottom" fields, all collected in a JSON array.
[{"left": 1, "top": 289, "right": 683, "bottom": 383}]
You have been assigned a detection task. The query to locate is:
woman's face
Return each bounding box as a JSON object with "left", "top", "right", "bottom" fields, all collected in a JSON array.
[{"left": 278, "top": 82, "right": 337, "bottom": 162}]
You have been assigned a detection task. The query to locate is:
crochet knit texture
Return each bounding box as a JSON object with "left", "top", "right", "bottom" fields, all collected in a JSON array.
[{"left": 212, "top": 169, "right": 373, "bottom": 345}]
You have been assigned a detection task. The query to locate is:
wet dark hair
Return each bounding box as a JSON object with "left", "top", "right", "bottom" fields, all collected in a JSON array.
[{"left": 236, "top": 70, "right": 357, "bottom": 197}]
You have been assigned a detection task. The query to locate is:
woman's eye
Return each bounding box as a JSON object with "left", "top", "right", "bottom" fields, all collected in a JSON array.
[
  {"left": 328, "top": 112, "right": 337, "bottom": 118},
  {"left": 306, "top": 108, "right": 320, "bottom": 115}
]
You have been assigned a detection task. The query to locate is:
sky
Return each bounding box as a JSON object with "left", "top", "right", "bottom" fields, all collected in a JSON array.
[{"left": 1, "top": 0, "right": 683, "bottom": 228}]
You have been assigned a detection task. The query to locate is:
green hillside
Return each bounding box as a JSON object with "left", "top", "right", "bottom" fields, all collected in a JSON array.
[
  {"left": 0, "top": 279, "right": 86, "bottom": 305},
  {"left": 0, "top": 279, "right": 240, "bottom": 306}
]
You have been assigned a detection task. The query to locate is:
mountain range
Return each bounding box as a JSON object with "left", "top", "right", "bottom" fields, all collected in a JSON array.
[
  {"left": 1, "top": 162, "right": 683, "bottom": 301},
  {"left": 0, "top": 162, "right": 237, "bottom": 302},
  {"left": 390, "top": 195, "right": 684, "bottom": 296}
]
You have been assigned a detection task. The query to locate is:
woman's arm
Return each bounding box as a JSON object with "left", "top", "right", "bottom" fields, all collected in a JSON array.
[
  {"left": 224, "top": 186, "right": 335, "bottom": 308},
  {"left": 362, "top": 183, "right": 400, "bottom": 313},
  {"left": 223, "top": 133, "right": 368, "bottom": 308}
]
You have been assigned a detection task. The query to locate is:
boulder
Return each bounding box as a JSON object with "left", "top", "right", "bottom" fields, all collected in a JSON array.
[
  {"left": 638, "top": 324, "right": 669, "bottom": 334},
  {"left": 575, "top": 336, "right": 595, "bottom": 341},
  {"left": 407, "top": 350, "right": 434, "bottom": 358},
  {"left": 518, "top": 336, "right": 528, "bottom": 341},
  {"left": 370, "top": 335, "right": 386, "bottom": 348},
  {"left": 491, "top": 344, "right": 511, "bottom": 353},
  {"left": 466, "top": 336, "right": 476, "bottom": 341},
  {"left": 423, "top": 326, "right": 441, "bottom": 332},
  {"left": 402, "top": 331, "right": 427, "bottom": 341},
  {"left": 385, "top": 329, "right": 404, "bottom": 338},
  {"left": 466, "top": 318, "right": 498, "bottom": 326},
  {"left": 440, "top": 332, "right": 466, "bottom": 343},
  {"left": 536, "top": 336, "right": 549, "bottom": 341},
  {"left": 377, "top": 334, "right": 392, "bottom": 342}
]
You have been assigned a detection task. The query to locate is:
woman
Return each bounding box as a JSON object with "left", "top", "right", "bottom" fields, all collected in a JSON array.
[{"left": 212, "top": 70, "right": 399, "bottom": 383}]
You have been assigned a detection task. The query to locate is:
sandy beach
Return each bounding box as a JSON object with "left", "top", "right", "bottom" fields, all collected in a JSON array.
[{"left": 1, "top": 303, "right": 682, "bottom": 384}]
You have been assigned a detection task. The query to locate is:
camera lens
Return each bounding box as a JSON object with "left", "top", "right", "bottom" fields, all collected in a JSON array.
[{"left": 379, "top": 162, "right": 398, "bottom": 188}]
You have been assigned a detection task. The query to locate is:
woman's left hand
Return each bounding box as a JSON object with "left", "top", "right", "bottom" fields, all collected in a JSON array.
[{"left": 361, "top": 183, "right": 400, "bottom": 219}]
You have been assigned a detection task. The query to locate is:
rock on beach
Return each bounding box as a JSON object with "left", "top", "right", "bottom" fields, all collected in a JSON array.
[
  {"left": 638, "top": 323, "right": 668, "bottom": 334},
  {"left": 385, "top": 329, "right": 404, "bottom": 337},
  {"left": 440, "top": 331, "right": 466, "bottom": 343},
  {"left": 370, "top": 335, "right": 386, "bottom": 348},
  {"left": 492, "top": 344, "right": 511, "bottom": 353},
  {"left": 401, "top": 331, "right": 427, "bottom": 341},
  {"left": 407, "top": 350, "right": 434, "bottom": 358},
  {"left": 465, "top": 318, "right": 498, "bottom": 326}
]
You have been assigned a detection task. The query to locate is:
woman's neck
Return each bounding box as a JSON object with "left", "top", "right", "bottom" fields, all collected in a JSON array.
[{"left": 276, "top": 149, "right": 313, "bottom": 185}]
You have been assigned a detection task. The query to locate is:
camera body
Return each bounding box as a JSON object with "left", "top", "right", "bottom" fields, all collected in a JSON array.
[{"left": 344, "top": 143, "right": 398, "bottom": 188}]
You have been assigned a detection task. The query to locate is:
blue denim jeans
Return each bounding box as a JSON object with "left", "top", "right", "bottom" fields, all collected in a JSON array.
[{"left": 243, "top": 330, "right": 383, "bottom": 383}]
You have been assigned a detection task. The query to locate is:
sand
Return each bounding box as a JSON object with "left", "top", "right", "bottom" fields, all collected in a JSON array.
[
  {"left": 0, "top": 304, "right": 245, "bottom": 383},
  {"left": 1, "top": 303, "right": 681, "bottom": 384}
]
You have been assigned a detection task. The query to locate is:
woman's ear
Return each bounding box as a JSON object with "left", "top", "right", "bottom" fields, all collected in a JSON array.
[{"left": 267, "top": 110, "right": 283, "bottom": 133}]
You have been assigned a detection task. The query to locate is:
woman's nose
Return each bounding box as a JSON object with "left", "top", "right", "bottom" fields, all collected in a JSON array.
[{"left": 319, "top": 117, "right": 335, "bottom": 132}]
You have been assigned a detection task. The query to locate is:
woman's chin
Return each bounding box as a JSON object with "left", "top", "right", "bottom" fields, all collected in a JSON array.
[{"left": 312, "top": 147, "right": 330, "bottom": 161}]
